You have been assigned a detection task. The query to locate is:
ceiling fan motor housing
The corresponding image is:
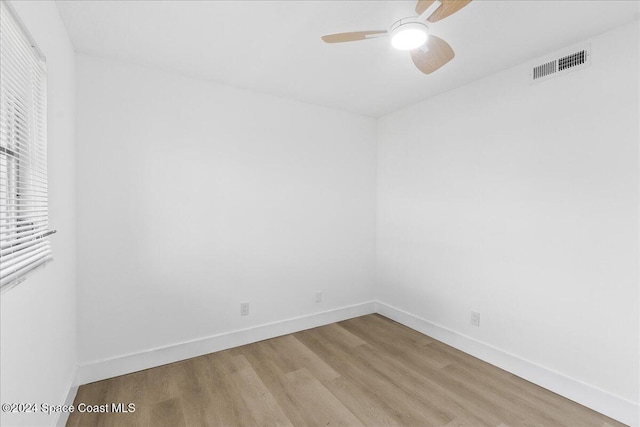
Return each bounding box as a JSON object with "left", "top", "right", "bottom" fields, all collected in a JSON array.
[{"left": 390, "top": 19, "right": 429, "bottom": 50}]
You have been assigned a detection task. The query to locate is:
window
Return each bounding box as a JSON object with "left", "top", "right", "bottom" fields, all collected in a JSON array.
[{"left": 0, "top": 1, "right": 53, "bottom": 290}]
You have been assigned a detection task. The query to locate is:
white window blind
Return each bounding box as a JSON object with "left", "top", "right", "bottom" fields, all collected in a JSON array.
[{"left": 0, "top": 1, "right": 53, "bottom": 290}]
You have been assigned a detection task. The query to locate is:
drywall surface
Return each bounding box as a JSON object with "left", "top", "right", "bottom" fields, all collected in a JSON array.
[
  {"left": 0, "top": 2, "right": 77, "bottom": 426},
  {"left": 377, "top": 21, "right": 639, "bottom": 406},
  {"left": 75, "top": 55, "right": 377, "bottom": 364}
]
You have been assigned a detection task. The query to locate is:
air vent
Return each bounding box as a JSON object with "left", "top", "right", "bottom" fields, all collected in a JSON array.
[
  {"left": 530, "top": 44, "right": 590, "bottom": 84},
  {"left": 533, "top": 60, "right": 557, "bottom": 80},
  {"left": 558, "top": 50, "right": 587, "bottom": 71}
]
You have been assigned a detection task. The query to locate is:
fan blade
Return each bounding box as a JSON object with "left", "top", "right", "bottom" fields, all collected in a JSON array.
[
  {"left": 415, "top": 0, "right": 472, "bottom": 22},
  {"left": 410, "top": 35, "right": 455, "bottom": 74},
  {"left": 415, "top": 0, "right": 437, "bottom": 15},
  {"left": 321, "top": 31, "right": 387, "bottom": 43}
]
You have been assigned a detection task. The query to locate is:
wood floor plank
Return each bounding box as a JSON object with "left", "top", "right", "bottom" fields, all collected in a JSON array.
[
  {"left": 306, "top": 324, "right": 491, "bottom": 425},
  {"left": 353, "top": 343, "right": 495, "bottom": 426},
  {"left": 442, "top": 360, "right": 615, "bottom": 427},
  {"left": 229, "top": 355, "right": 294, "bottom": 427},
  {"left": 145, "top": 361, "right": 181, "bottom": 404},
  {"left": 265, "top": 334, "right": 341, "bottom": 382},
  {"left": 425, "top": 339, "right": 626, "bottom": 427},
  {"left": 231, "top": 340, "right": 289, "bottom": 387},
  {"left": 321, "top": 322, "right": 367, "bottom": 348},
  {"left": 171, "top": 359, "right": 217, "bottom": 427},
  {"left": 67, "top": 313, "right": 628, "bottom": 427},
  {"left": 198, "top": 351, "right": 259, "bottom": 426},
  {"left": 323, "top": 376, "right": 403, "bottom": 426},
  {"left": 340, "top": 315, "right": 452, "bottom": 369},
  {"left": 100, "top": 372, "right": 147, "bottom": 427},
  {"left": 342, "top": 313, "right": 433, "bottom": 346},
  {"left": 296, "top": 328, "right": 454, "bottom": 426},
  {"left": 349, "top": 320, "right": 594, "bottom": 427},
  {"left": 360, "top": 316, "right": 625, "bottom": 427},
  {"left": 281, "top": 368, "right": 364, "bottom": 427},
  {"left": 148, "top": 398, "right": 185, "bottom": 427},
  {"left": 228, "top": 340, "right": 310, "bottom": 425}
]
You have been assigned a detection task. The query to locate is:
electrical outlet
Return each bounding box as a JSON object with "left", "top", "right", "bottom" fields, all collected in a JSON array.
[
  {"left": 240, "top": 302, "right": 249, "bottom": 316},
  {"left": 315, "top": 291, "right": 322, "bottom": 303},
  {"left": 471, "top": 311, "right": 480, "bottom": 327}
]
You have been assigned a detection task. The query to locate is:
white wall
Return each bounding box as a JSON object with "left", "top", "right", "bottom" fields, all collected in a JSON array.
[
  {"left": 0, "top": 2, "right": 77, "bottom": 427},
  {"left": 75, "top": 55, "right": 377, "bottom": 365},
  {"left": 377, "top": 20, "right": 639, "bottom": 409}
]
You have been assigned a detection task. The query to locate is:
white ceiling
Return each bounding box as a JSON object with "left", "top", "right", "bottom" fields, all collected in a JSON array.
[{"left": 56, "top": 0, "right": 639, "bottom": 117}]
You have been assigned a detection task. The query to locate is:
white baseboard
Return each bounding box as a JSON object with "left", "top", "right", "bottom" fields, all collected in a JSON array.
[
  {"left": 53, "top": 367, "right": 78, "bottom": 427},
  {"left": 375, "top": 301, "right": 639, "bottom": 427},
  {"left": 74, "top": 301, "right": 376, "bottom": 386}
]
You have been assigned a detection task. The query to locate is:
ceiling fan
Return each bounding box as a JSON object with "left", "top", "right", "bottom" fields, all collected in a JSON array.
[{"left": 321, "top": 0, "right": 472, "bottom": 75}]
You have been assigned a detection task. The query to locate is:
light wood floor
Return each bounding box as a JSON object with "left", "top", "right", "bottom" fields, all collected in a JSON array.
[{"left": 67, "top": 314, "right": 625, "bottom": 427}]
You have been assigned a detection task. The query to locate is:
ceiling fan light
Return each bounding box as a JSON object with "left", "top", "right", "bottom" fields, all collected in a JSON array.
[{"left": 390, "top": 22, "right": 428, "bottom": 50}]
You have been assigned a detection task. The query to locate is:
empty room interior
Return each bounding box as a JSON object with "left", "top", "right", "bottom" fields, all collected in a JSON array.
[{"left": 0, "top": 0, "right": 639, "bottom": 426}]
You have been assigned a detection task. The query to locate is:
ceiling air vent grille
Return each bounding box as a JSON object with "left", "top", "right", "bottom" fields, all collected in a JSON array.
[
  {"left": 530, "top": 44, "right": 590, "bottom": 84},
  {"left": 558, "top": 50, "right": 587, "bottom": 71},
  {"left": 533, "top": 60, "right": 557, "bottom": 80}
]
